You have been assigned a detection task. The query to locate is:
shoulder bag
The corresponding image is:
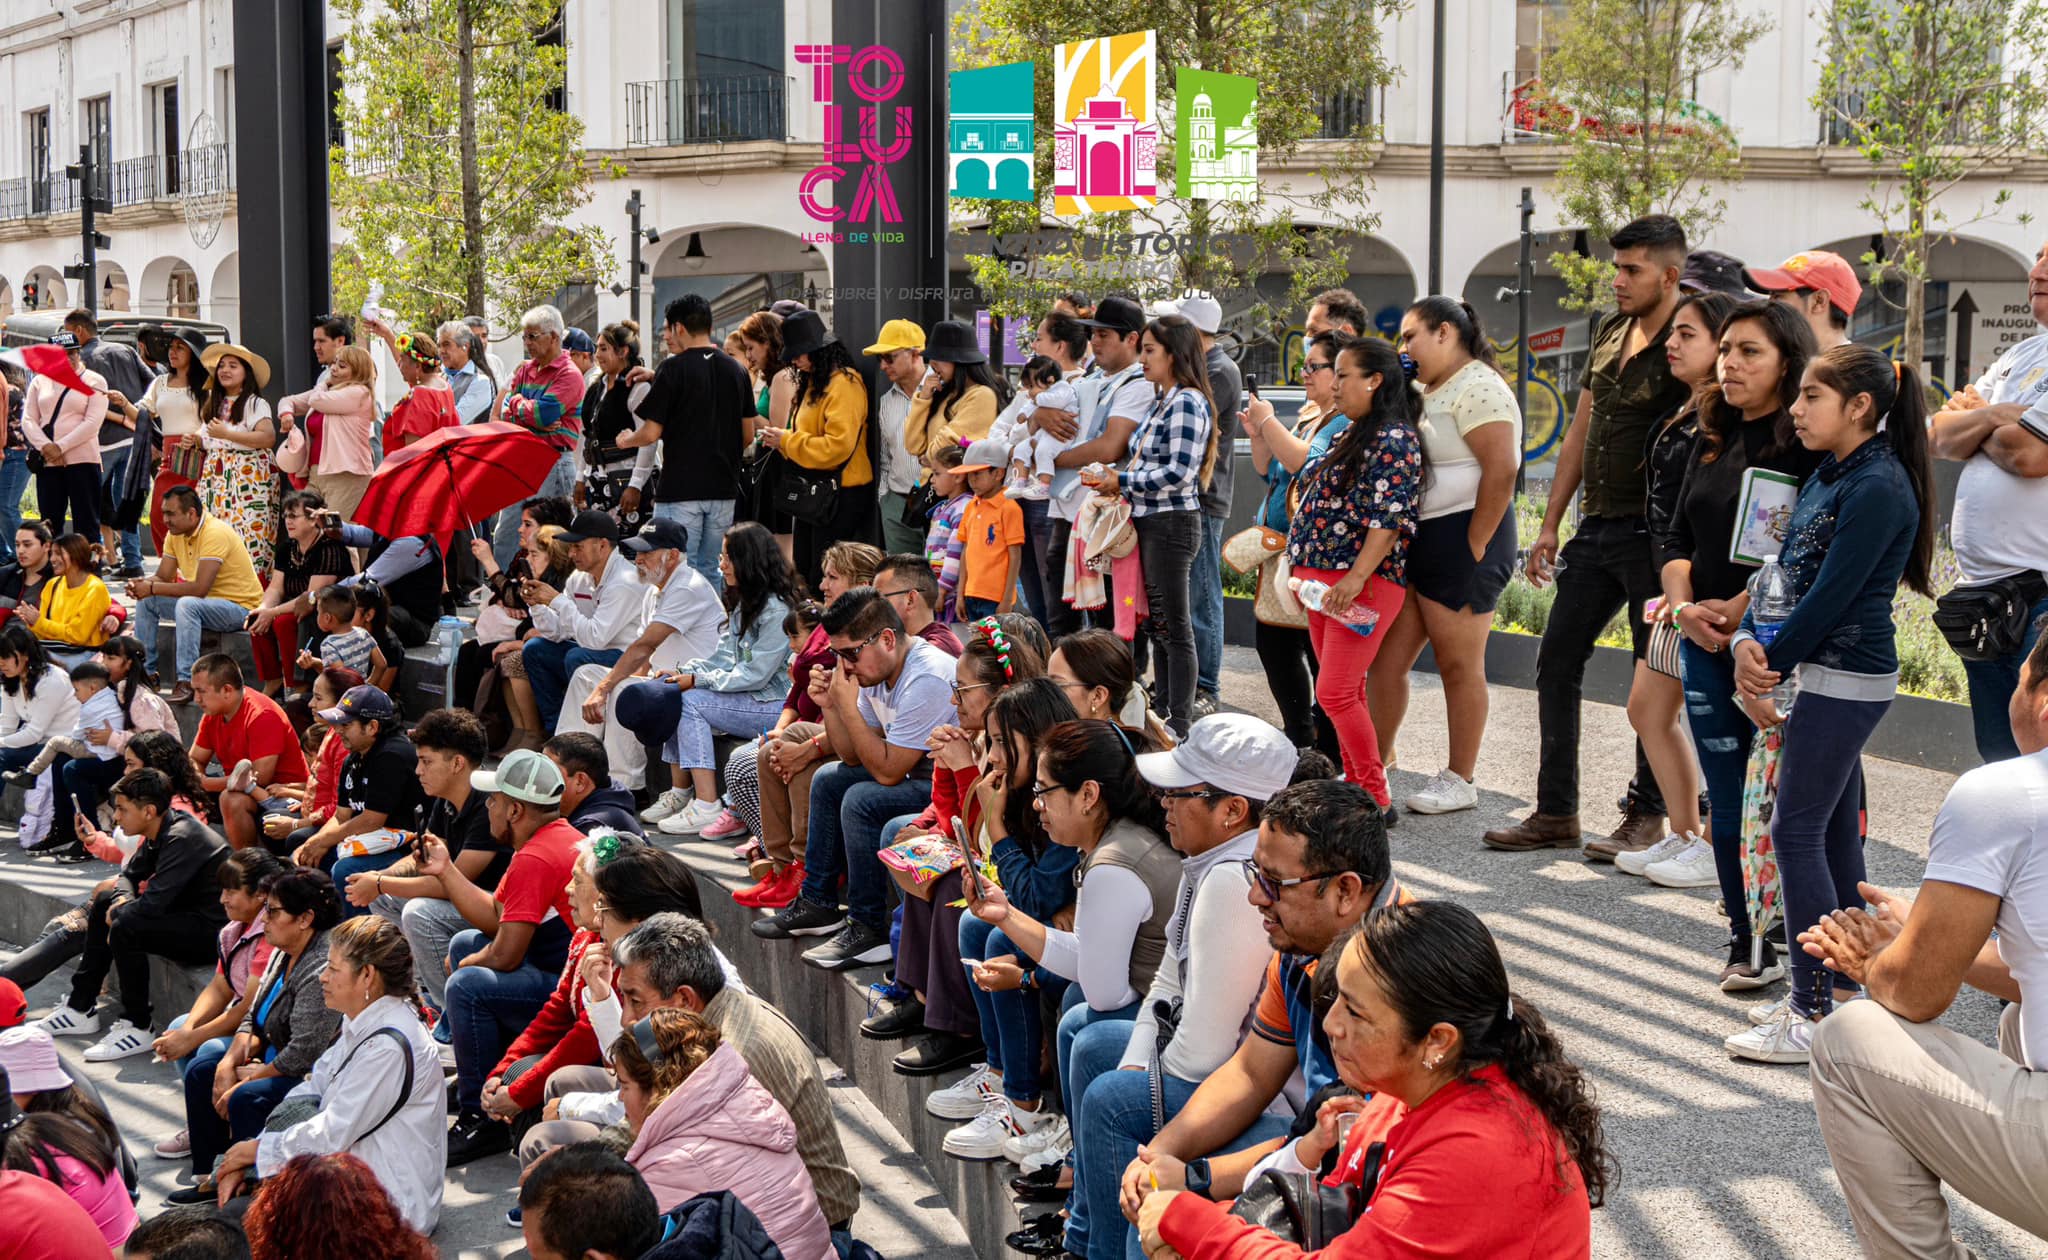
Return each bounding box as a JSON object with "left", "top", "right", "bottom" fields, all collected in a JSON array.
[
  {"left": 256, "top": 1025, "right": 415, "bottom": 1143},
  {"left": 774, "top": 379, "right": 867, "bottom": 527},
  {"left": 1227, "top": 1155, "right": 1370, "bottom": 1250}
]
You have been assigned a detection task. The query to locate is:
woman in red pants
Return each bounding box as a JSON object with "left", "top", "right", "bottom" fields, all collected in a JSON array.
[{"left": 1286, "top": 335, "right": 1425, "bottom": 809}]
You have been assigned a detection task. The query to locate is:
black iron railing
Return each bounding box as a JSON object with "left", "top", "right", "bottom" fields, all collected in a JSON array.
[{"left": 624, "top": 75, "right": 793, "bottom": 147}]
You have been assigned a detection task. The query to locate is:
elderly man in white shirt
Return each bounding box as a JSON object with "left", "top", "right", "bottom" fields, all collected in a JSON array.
[
  {"left": 557, "top": 519, "right": 724, "bottom": 792},
  {"left": 1930, "top": 237, "right": 2048, "bottom": 764},
  {"left": 522, "top": 509, "right": 649, "bottom": 732}
]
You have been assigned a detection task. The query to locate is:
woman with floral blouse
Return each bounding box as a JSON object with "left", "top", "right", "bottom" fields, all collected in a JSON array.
[{"left": 1286, "top": 335, "right": 1425, "bottom": 808}]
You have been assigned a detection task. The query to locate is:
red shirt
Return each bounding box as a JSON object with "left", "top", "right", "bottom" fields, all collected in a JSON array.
[
  {"left": 383, "top": 382, "right": 462, "bottom": 453},
  {"left": 0, "top": 1168, "right": 118, "bottom": 1259},
  {"left": 194, "top": 688, "right": 311, "bottom": 785},
  {"left": 492, "top": 928, "right": 604, "bottom": 1108},
  {"left": 496, "top": 817, "right": 582, "bottom": 962},
  {"left": 1159, "top": 1065, "right": 1591, "bottom": 1260}
]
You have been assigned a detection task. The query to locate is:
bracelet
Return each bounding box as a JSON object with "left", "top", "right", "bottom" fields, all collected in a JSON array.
[{"left": 375, "top": 874, "right": 383, "bottom": 894}]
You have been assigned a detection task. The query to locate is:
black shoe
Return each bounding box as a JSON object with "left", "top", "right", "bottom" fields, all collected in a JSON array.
[
  {"left": 446, "top": 1108, "right": 512, "bottom": 1167},
  {"left": 751, "top": 897, "right": 847, "bottom": 940},
  {"left": 1381, "top": 801, "right": 1400, "bottom": 829},
  {"left": 164, "top": 1183, "right": 216, "bottom": 1206},
  {"left": 24, "top": 832, "right": 76, "bottom": 854},
  {"left": 1720, "top": 935, "right": 1787, "bottom": 992},
  {"left": 861, "top": 995, "right": 928, "bottom": 1041},
  {"left": 2, "top": 770, "right": 31, "bottom": 790},
  {"left": 893, "top": 1030, "right": 983, "bottom": 1077},
  {"left": 1006, "top": 1212, "right": 1068, "bottom": 1257},
  {"left": 802, "top": 921, "right": 892, "bottom": 971},
  {"left": 1010, "top": 1163, "right": 1073, "bottom": 1204},
  {"left": 51, "top": 844, "right": 92, "bottom": 864},
  {"left": 1191, "top": 691, "right": 1220, "bottom": 719}
]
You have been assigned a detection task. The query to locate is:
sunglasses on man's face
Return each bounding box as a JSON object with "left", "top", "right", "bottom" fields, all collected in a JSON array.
[{"left": 831, "top": 629, "right": 884, "bottom": 664}]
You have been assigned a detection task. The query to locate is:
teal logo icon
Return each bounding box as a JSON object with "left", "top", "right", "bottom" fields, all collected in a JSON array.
[{"left": 950, "top": 61, "right": 1035, "bottom": 202}]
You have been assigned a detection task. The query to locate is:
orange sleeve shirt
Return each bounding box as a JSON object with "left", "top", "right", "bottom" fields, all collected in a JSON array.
[{"left": 958, "top": 494, "right": 1026, "bottom": 602}]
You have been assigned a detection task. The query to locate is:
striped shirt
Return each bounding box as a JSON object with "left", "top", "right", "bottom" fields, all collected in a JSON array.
[
  {"left": 1123, "top": 386, "right": 1211, "bottom": 516},
  {"left": 704, "top": 987, "right": 861, "bottom": 1227}
]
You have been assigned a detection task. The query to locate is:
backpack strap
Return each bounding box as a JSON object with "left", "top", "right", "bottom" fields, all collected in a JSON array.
[{"left": 331, "top": 1025, "right": 415, "bottom": 1142}]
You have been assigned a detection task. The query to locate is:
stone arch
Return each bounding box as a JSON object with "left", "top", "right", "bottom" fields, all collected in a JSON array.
[
  {"left": 650, "top": 224, "right": 831, "bottom": 337},
  {"left": 208, "top": 253, "right": 240, "bottom": 338},
  {"left": 140, "top": 255, "right": 203, "bottom": 318}
]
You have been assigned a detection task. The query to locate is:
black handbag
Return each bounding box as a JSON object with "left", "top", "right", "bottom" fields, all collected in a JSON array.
[
  {"left": 1933, "top": 572, "right": 2047, "bottom": 662},
  {"left": 1227, "top": 1156, "right": 1371, "bottom": 1249},
  {"left": 774, "top": 407, "right": 867, "bottom": 528},
  {"left": 899, "top": 479, "right": 941, "bottom": 530}
]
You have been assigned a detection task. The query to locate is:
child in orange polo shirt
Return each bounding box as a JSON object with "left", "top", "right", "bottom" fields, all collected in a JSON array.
[{"left": 952, "top": 437, "right": 1025, "bottom": 622}]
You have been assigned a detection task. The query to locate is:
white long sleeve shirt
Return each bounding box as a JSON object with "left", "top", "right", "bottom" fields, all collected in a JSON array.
[
  {"left": 1117, "top": 829, "right": 1272, "bottom": 1080},
  {"left": 530, "top": 550, "right": 648, "bottom": 650},
  {"left": 255, "top": 996, "right": 446, "bottom": 1235},
  {"left": 1036, "top": 864, "right": 1154, "bottom": 1011},
  {"left": 0, "top": 671, "right": 81, "bottom": 749}
]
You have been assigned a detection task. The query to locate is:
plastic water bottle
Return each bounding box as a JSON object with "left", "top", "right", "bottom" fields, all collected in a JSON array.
[
  {"left": 1748, "top": 555, "right": 1799, "bottom": 713},
  {"left": 435, "top": 616, "right": 465, "bottom": 707},
  {"left": 1287, "top": 577, "right": 1381, "bottom": 637}
]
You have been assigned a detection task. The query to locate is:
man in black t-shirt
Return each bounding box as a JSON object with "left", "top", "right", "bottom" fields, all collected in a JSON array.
[
  {"left": 354, "top": 708, "right": 506, "bottom": 1015},
  {"left": 622, "top": 293, "right": 752, "bottom": 593},
  {"left": 298, "top": 685, "right": 427, "bottom": 910}
]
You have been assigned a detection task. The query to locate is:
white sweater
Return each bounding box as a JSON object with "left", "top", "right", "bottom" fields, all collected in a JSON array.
[{"left": 0, "top": 670, "right": 81, "bottom": 749}]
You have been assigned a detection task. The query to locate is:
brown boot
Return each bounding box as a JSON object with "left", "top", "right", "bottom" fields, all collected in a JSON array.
[
  {"left": 1584, "top": 799, "right": 1667, "bottom": 862},
  {"left": 1482, "top": 813, "right": 1582, "bottom": 852}
]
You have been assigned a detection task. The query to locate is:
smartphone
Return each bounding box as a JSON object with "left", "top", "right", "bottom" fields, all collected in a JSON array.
[
  {"left": 318, "top": 510, "right": 343, "bottom": 531},
  {"left": 954, "top": 818, "right": 985, "bottom": 901},
  {"left": 1244, "top": 371, "right": 1259, "bottom": 400}
]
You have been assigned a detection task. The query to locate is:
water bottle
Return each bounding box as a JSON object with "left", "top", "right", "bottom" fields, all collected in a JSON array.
[
  {"left": 435, "top": 616, "right": 465, "bottom": 707},
  {"left": 1748, "top": 555, "right": 1798, "bottom": 713},
  {"left": 1287, "top": 577, "right": 1381, "bottom": 637}
]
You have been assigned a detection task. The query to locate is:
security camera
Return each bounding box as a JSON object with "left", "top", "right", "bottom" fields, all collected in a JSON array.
[{"left": 1496, "top": 286, "right": 1517, "bottom": 303}]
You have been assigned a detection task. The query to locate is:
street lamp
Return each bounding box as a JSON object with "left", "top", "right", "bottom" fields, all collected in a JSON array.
[{"left": 623, "top": 189, "right": 661, "bottom": 324}]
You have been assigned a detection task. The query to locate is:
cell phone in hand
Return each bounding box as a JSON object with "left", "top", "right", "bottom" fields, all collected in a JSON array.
[{"left": 1244, "top": 372, "right": 1259, "bottom": 399}]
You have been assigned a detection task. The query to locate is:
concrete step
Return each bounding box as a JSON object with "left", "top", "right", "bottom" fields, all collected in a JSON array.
[{"left": 665, "top": 837, "right": 1036, "bottom": 1260}]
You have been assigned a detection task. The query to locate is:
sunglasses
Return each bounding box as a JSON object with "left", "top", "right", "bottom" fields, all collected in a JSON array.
[
  {"left": 1239, "top": 858, "right": 1346, "bottom": 901},
  {"left": 1155, "top": 787, "right": 1221, "bottom": 803},
  {"left": 831, "top": 629, "right": 885, "bottom": 664}
]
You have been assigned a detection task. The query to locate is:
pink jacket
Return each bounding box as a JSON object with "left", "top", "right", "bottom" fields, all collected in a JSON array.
[
  {"left": 626, "top": 1042, "right": 833, "bottom": 1260},
  {"left": 279, "top": 381, "right": 376, "bottom": 475}
]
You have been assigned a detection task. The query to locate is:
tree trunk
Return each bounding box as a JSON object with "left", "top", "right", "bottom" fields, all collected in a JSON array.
[
  {"left": 1904, "top": 200, "right": 1927, "bottom": 375},
  {"left": 457, "top": 0, "right": 487, "bottom": 318}
]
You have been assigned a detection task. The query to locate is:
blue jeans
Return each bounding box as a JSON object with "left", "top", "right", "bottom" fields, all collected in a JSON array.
[
  {"left": 1017, "top": 498, "right": 1056, "bottom": 625},
  {"left": 655, "top": 500, "right": 735, "bottom": 594},
  {"left": 1960, "top": 593, "right": 2048, "bottom": 764},
  {"left": 1191, "top": 514, "right": 1226, "bottom": 697},
  {"left": 326, "top": 847, "right": 411, "bottom": 919},
  {"left": 1680, "top": 641, "right": 1755, "bottom": 940},
  {"left": 668, "top": 688, "right": 783, "bottom": 771},
  {"left": 1056, "top": 985, "right": 1141, "bottom": 1122},
  {"left": 0, "top": 448, "right": 31, "bottom": 563},
  {"left": 100, "top": 446, "right": 143, "bottom": 570},
  {"left": 959, "top": 916, "right": 1060, "bottom": 1102},
  {"left": 162, "top": 1014, "right": 231, "bottom": 1078},
  {"left": 1775, "top": 691, "right": 1889, "bottom": 1018},
  {"left": 960, "top": 596, "right": 1000, "bottom": 621},
  {"left": 444, "top": 928, "right": 560, "bottom": 1109},
  {"left": 798, "top": 761, "right": 932, "bottom": 934},
  {"left": 137, "top": 594, "right": 251, "bottom": 682},
  {"left": 184, "top": 1038, "right": 300, "bottom": 1177},
  {"left": 495, "top": 451, "right": 578, "bottom": 569},
  {"left": 522, "top": 638, "right": 623, "bottom": 731},
  {"left": 0, "top": 745, "right": 39, "bottom": 773}
]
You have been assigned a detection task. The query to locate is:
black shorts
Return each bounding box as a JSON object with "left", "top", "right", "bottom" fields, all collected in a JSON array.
[{"left": 1407, "top": 508, "right": 1517, "bottom": 614}]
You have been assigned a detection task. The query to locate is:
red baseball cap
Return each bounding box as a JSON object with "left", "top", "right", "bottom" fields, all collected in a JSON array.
[
  {"left": 0, "top": 980, "right": 24, "bottom": 1030},
  {"left": 1745, "top": 250, "right": 1863, "bottom": 318}
]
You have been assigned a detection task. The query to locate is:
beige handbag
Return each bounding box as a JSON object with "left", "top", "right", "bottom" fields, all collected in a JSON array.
[{"left": 1225, "top": 526, "right": 1307, "bottom": 629}]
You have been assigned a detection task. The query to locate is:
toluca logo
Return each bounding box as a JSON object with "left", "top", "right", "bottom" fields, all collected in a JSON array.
[{"left": 795, "top": 44, "right": 914, "bottom": 224}]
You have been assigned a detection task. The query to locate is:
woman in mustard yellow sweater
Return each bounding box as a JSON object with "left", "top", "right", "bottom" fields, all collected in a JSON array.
[
  {"left": 903, "top": 319, "right": 1009, "bottom": 463},
  {"left": 758, "top": 311, "right": 879, "bottom": 587},
  {"left": 25, "top": 533, "right": 114, "bottom": 665}
]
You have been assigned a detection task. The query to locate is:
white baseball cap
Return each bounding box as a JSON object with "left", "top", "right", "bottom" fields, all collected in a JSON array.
[
  {"left": 1174, "top": 293, "right": 1223, "bottom": 335},
  {"left": 1136, "top": 713, "right": 1297, "bottom": 802}
]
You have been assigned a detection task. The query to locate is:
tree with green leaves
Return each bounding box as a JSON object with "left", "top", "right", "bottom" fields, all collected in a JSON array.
[
  {"left": 950, "top": 0, "right": 1396, "bottom": 343},
  {"left": 1815, "top": 0, "right": 2048, "bottom": 372},
  {"left": 328, "top": 0, "right": 613, "bottom": 328},
  {"left": 1537, "top": 0, "right": 1769, "bottom": 307}
]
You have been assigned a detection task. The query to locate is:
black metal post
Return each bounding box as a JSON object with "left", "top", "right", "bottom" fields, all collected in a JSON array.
[
  {"left": 63, "top": 146, "right": 109, "bottom": 318},
  {"left": 1428, "top": 0, "right": 1446, "bottom": 293},
  {"left": 231, "top": 0, "right": 332, "bottom": 395},
  {"left": 626, "top": 188, "right": 645, "bottom": 327},
  {"left": 1516, "top": 187, "right": 1533, "bottom": 421}
]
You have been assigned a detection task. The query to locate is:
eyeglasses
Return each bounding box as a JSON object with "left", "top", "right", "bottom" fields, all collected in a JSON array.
[
  {"left": 1155, "top": 787, "right": 1221, "bottom": 803},
  {"left": 875, "top": 587, "right": 916, "bottom": 602},
  {"left": 831, "top": 629, "right": 884, "bottom": 663},
  {"left": 951, "top": 681, "right": 995, "bottom": 699},
  {"left": 1028, "top": 781, "right": 1070, "bottom": 800},
  {"left": 1302, "top": 361, "right": 1334, "bottom": 376},
  {"left": 1239, "top": 859, "right": 1346, "bottom": 900}
]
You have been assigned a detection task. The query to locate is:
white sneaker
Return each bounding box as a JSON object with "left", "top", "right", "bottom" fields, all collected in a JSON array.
[
  {"left": 152, "top": 1130, "right": 192, "bottom": 1159},
  {"left": 1403, "top": 769, "right": 1477, "bottom": 815},
  {"left": 1615, "top": 832, "right": 1691, "bottom": 877},
  {"left": 34, "top": 1005, "right": 98, "bottom": 1037},
  {"left": 1724, "top": 1005, "right": 1819, "bottom": 1064},
  {"left": 943, "top": 1096, "right": 1050, "bottom": 1160},
  {"left": 1003, "top": 1114, "right": 1070, "bottom": 1166},
  {"left": 1746, "top": 994, "right": 1790, "bottom": 1027},
  {"left": 641, "top": 788, "right": 692, "bottom": 823},
  {"left": 224, "top": 759, "right": 255, "bottom": 796},
  {"left": 926, "top": 1063, "right": 1000, "bottom": 1120},
  {"left": 659, "top": 799, "right": 725, "bottom": 836},
  {"left": 82, "top": 1019, "right": 153, "bottom": 1062},
  {"left": 1644, "top": 835, "right": 1717, "bottom": 889}
]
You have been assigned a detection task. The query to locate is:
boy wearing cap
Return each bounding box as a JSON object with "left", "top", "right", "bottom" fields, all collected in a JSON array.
[
  {"left": 954, "top": 437, "right": 1026, "bottom": 621},
  {"left": 289, "top": 686, "right": 426, "bottom": 899},
  {"left": 1746, "top": 250, "right": 1861, "bottom": 350},
  {"left": 865, "top": 319, "right": 930, "bottom": 555},
  {"left": 422, "top": 748, "right": 585, "bottom": 1165},
  {"left": 521, "top": 509, "right": 649, "bottom": 731}
]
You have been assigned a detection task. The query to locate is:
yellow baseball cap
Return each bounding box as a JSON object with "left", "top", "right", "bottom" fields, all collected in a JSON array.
[{"left": 862, "top": 319, "right": 927, "bottom": 356}]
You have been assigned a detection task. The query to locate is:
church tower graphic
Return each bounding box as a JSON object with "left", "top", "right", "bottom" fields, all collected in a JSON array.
[{"left": 1176, "top": 68, "right": 1259, "bottom": 203}]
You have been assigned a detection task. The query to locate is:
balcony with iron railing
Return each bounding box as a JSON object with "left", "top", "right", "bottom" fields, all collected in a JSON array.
[
  {"left": 1817, "top": 86, "right": 2007, "bottom": 146},
  {"left": 623, "top": 74, "right": 794, "bottom": 147},
  {"left": 1314, "top": 87, "right": 1383, "bottom": 139},
  {"left": 0, "top": 145, "right": 234, "bottom": 222}
]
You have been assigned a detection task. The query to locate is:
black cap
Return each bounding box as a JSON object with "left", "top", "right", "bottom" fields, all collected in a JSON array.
[
  {"left": 1073, "top": 295, "right": 1146, "bottom": 337},
  {"left": 621, "top": 518, "right": 688, "bottom": 554},
  {"left": 558, "top": 510, "right": 622, "bottom": 544},
  {"left": 1681, "top": 250, "right": 1751, "bottom": 297},
  {"left": 47, "top": 332, "right": 79, "bottom": 350}
]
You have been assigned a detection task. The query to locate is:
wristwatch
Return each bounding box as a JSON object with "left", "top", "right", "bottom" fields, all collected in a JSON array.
[{"left": 1183, "top": 1157, "right": 1214, "bottom": 1200}]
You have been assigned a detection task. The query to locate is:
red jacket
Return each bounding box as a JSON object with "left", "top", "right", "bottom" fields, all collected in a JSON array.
[
  {"left": 493, "top": 928, "right": 604, "bottom": 1109},
  {"left": 1159, "top": 1065, "right": 1591, "bottom": 1260}
]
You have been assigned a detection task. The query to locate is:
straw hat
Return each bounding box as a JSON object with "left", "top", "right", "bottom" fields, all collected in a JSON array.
[{"left": 200, "top": 341, "right": 272, "bottom": 392}]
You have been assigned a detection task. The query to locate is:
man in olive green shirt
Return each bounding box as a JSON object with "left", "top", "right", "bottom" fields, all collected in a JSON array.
[{"left": 1486, "top": 215, "right": 1691, "bottom": 857}]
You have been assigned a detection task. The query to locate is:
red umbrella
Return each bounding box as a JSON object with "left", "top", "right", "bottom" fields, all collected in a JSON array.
[{"left": 352, "top": 420, "right": 560, "bottom": 542}]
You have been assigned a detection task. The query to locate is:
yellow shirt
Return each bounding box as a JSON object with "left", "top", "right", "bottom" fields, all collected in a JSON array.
[
  {"left": 164, "top": 514, "right": 265, "bottom": 609},
  {"left": 904, "top": 382, "right": 997, "bottom": 462},
  {"left": 782, "top": 369, "right": 874, "bottom": 488},
  {"left": 37, "top": 575, "right": 112, "bottom": 647}
]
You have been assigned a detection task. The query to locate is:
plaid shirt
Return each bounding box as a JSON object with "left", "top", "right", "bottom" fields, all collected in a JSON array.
[
  {"left": 704, "top": 987, "right": 861, "bottom": 1227},
  {"left": 1122, "top": 386, "right": 1211, "bottom": 517}
]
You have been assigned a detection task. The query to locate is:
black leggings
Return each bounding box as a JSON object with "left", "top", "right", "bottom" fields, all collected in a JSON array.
[
  {"left": 36, "top": 463, "right": 102, "bottom": 540},
  {"left": 1134, "top": 510, "right": 1202, "bottom": 740},
  {"left": 1254, "top": 620, "right": 1341, "bottom": 759}
]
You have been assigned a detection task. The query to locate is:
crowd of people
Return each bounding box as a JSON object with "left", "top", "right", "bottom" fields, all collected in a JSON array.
[{"left": 0, "top": 227, "right": 2039, "bottom": 1260}]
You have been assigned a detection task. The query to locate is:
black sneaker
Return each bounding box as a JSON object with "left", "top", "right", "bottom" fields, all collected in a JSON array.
[
  {"left": 1006, "top": 1212, "right": 1068, "bottom": 1257},
  {"left": 1010, "top": 1163, "right": 1073, "bottom": 1204},
  {"left": 751, "top": 898, "right": 847, "bottom": 940},
  {"left": 1191, "top": 691, "right": 1220, "bottom": 719},
  {"left": 164, "top": 1182, "right": 216, "bottom": 1207},
  {"left": 1381, "top": 801, "right": 1400, "bottom": 830},
  {"left": 893, "top": 1029, "right": 983, "bottom": 1077},
  {"left": 446, "top": 1108, "right": 512, "bottom": 1167},
  {"left": 1719, "top": 936, "right": 1786, "bottom": 992},
  {"left": 802, "top": 921, "right": 892, "bottom": 971},
  {"left": 860, "top": 995, "right": 928, "bottom": 1041}
]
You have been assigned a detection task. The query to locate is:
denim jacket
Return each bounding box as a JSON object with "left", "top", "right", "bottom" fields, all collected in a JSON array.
[
  {"left": 681, "top": 595, "right": 793, "bottom": 704},
  {"left": 1737, "top": 437, "right": 1918, "bottom": 676}
]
